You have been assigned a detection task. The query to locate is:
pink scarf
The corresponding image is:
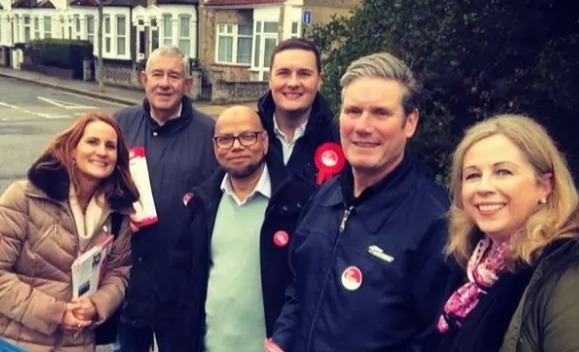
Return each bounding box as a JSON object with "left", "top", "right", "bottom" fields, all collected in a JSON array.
[{"left": 437, "top": 237, "right": 508, "bottom": 332}]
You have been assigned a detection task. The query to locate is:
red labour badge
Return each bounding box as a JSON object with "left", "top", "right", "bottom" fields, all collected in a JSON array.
[
  {"left": 273, "top": 231, "right": 290, "bottom": 247},
  {"left": 314, "top": 142, "right": 346, "bottom": 185}
]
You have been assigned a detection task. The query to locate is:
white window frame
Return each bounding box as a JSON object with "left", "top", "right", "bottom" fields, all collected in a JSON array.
[
  {"left": 178, "top": 15, "right": 190, "bottom": 57},
  {"left": 74, "top": 15, "right": 81, "bottom": 39},
  {"left": 104, "top": 15, "right": 111, "bottom": 54},
  {"left": 149, "top": 17, "right": 159, "bottom": 54},
  {"left": 34, "top": 17, "right": 40, "bottom": 39},
  {"left": 116, "top": 15, "right": 126, "bottom": 56},
  {"left": 23, "top": 15, "right": 31, "bottom": 42},
  {"left": 86, "top": 15, "right": 94, "bottom": 44},
  {"left": 162, "top": 14, "right": 172, "bottom": 46},
  {"left": 0, "top": 16, "right": 3, "bottom": 44},
  {"left": 43, "top": 16, "right": 51, "bottom": 38},
  {"left": 215, "top": 23, "right": 252, "bottom": 65}
]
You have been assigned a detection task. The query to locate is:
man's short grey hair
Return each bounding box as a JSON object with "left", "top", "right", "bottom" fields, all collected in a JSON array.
[
  {"left": 146, "top": 45, "right": 190, "bottom": 77},
  {"left": 340, "top": 52, "right": 421, "bottom": 115}
]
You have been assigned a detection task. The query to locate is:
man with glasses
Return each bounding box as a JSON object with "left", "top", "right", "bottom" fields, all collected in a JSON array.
[{"left": 172, "top": 105, "right": 315, "bottom": 352}]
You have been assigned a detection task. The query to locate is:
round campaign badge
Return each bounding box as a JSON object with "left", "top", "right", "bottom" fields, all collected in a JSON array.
[
  {"left": 341, "top": 266, "right": 363, "bottom": 291},
  {"left": 183, "top": 192, "right": 194, "bottom": 206},
  {"left": 273, "top": 231, "right": 290, "bottom": 247}
]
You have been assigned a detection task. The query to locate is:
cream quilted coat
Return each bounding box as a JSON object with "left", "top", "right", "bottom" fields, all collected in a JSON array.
[{"left": 0, "top": 168, "right": 132, "bottom": 352}]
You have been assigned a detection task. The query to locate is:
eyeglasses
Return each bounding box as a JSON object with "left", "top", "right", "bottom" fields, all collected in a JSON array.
[{"left": 213, "top": 131, "right": 265, "bottom": 149}]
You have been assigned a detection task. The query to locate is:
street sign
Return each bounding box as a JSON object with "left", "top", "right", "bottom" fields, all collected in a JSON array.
[{"left": 302, "top": 9, "right": 312, "bottom": 25}]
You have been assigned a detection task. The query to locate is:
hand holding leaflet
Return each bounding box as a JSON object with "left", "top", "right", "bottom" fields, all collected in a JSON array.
[{"left": 129, "top": 147, "right": 158, "bottom": 228}]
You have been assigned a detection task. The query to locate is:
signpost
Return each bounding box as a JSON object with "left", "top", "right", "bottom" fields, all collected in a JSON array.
[{"left": 302, "top": 9, "right": 312, "bottom": 25}]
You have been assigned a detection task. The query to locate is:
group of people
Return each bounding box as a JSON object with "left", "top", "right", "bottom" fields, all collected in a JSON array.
[{"left": 0, "top": 37, "right": 577, "bottom": 352}]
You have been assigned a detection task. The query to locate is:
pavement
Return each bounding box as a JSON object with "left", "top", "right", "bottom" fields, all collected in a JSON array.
[{"left": 0, "top": 66, "right": 255, "bottom": 117}]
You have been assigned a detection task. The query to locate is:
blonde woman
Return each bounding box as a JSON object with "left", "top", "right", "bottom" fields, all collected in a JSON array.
[{"left": 437, "top": 114, "right": 579, "bottom": 352}]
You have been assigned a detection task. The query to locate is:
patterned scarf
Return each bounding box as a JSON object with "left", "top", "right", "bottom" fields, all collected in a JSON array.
[{"left": 437, "top": 237, "right": 508, "bottom": 332}]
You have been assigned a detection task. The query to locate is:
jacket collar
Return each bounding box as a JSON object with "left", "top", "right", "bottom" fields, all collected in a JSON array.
[
  {"left": 320, "top": 155, "right": 418, "bottom": 234},
  {"left": 143, "top": 95, "right": 194, "bottom": 133},
  {"left": 257, "top": 90, "right": 335, "bottom": 143}
]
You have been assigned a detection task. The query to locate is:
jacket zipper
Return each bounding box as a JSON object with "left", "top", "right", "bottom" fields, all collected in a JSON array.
[{"left": 306, "top": 205, "right": 354, "bottom": 351}]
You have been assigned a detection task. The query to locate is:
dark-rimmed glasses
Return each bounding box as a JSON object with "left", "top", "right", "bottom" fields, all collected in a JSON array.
[{"left": 213, "top": 131, "right": 265, "bottom": 149}]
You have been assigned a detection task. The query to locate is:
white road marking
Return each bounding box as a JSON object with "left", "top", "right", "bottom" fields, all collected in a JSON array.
[
  {"left": 37, "top": 96, "right": 97, "bottom": 110},
  {"left": 54, "top": 90, "right": 131, "bottom": 108}
]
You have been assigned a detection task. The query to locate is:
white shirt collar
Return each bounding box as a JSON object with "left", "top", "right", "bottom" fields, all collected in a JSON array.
[
  {"left": 273, "top": 114, "right": 308, "bottom": 142},
  {"left": 220, "top": 164, "right": 271, "bottom": 206},
  {"left": 151, "top": 102, "right": 183, "bottom": 125}
]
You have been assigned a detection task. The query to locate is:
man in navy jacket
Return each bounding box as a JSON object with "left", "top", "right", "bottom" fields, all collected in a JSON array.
[{"left": 268, "top": 52, "right": 453, "bottom": 352}]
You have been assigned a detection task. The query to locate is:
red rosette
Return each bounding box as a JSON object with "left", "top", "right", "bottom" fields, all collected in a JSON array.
[{"left": 314, "top": 142, "right": 346, "bottom": 185}]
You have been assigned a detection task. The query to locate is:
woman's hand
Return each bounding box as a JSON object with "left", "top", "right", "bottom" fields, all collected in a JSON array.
[
  {"left": 60, "top": 302, "right": 92, "bottom": 335},
  {"left": 70, "top": 297, "right": 97, "bottom": 321}
]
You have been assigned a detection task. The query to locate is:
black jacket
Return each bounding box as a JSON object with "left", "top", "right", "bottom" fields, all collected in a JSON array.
[
  {"left": 173, "top": 154, "right": 316, "bottom": 352},
  {"left": 114, "top": 96, "right": 218, "bottom": 327},
  {"left": 257, "top": 91, "right": 340, "bottom": 184}
]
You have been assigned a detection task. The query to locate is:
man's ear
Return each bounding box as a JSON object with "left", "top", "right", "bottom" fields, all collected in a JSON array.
[
  {"left": 184, "top": 76, "right": 193, "bottom": 93},
  {"left": 140, "top": 71, "right": 148, "bottom": 86}
]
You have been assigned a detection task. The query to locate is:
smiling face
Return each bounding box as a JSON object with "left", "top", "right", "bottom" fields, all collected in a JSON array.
[
  {"left": 213, "top": 107, "right": 269, "bottom": 179},
  {"left": 269, "top": 49, "right": 321, "bottom": 117},
  {"left": 461, "top": 134, "right": 552, "bottom": 242},
  {"left": 73, "top": 120, "right": 118, "bottom": 189},
  {"left": 140, "top": 54, "right": 192, "bottom": 120},
  {"left": 340, "top": 76, "right": 418, "bottom": 189}
]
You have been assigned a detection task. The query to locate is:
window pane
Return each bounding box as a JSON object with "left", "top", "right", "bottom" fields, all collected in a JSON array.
[
  {"left": 151, "top": 18, "right": 157, "bottom": 27},
  {"left": 151, "top": 29, "right": 159, "bottom": 50},
  {"left": 255, "top": 21, "right": 261, "bottom": 33},
  {"left": 217, "top": 36, "right": 233, "bottom": 62},
  {"left": 263, "top": 22, "right": 277, "bottom": 32},
  {"left": 179, "top": 16, "right": 189, "bottom": 37},
  {"left": 292, "top": 22, "right": 298, "bottom": 34},
  {"left": 24, "top": 28, "right": 30, "bottom": 41},
  {"left": 87, "top": 16, "right": 94, "bottom": 34},
  {"left": 163, "top": 15, "right": 172, "bottom": 37},
  {"left": 253, "top": 34, "right": 260, "bottom": 67},
  {"left": 237, "top": 37, "right": 251, "bottom": 64},
  {"left": 104, "top": 17, "right": 110, "bottom": 33},
  {"left": 117, "top": 16, "right": 126, "bottom": 35},
  {"left": 44, "top": 16, "right": 51, "bottom": 32},
  {"left": 263, "top": 37, "right": 277, "bottom": 67},
  {"left": 118, "top": 37, "right": 126, "bottom": 55},
  {"left": 239, "top": 23, "right": 252, "bottom": 36},
  {"left": 105, "top": 38, "right": 111, "bottom": 52},
  {"left": 179, "top": 39, "right": 190, "bottom": 56}
]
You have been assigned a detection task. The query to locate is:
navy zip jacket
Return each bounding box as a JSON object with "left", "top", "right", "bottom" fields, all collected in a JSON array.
[
  {"left": 173, "top": 153, "right": 316, "bottom": 352},
  {"left": 257, "top": 91, "right": 340, "bottom": 184},
  {"left": 272, "top": 156, "right": 454, "bottom": 351},
  {"left": 115, "top": 96, "right": 218, "bottom": 326}
]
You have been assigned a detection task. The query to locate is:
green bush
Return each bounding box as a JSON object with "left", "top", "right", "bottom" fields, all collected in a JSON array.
[
  {"left": 310, "top": 0, "right": 579, "bottom": 187},
  {"left": 27, "top": 39, "right": 93, "bottom": 79}
]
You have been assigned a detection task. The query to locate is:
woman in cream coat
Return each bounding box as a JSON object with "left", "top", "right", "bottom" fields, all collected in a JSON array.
[{"left": 0, "top": 113, "right": 139, "bottom": 351}]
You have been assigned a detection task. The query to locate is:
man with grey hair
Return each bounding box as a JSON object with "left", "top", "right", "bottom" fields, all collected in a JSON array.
[
  {"left": 113, "top": 45, "right": 217, "bottom": 352},
  {"left": 268, "top": 52, "right": 453, "bottom": 351}
]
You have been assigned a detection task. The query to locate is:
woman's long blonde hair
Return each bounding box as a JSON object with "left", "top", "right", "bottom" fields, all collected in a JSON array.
[{"left": 446, "top": 114, "right": 578, "bottom": 268}]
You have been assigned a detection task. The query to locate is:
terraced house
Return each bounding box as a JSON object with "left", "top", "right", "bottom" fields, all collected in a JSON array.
[{"left": 0, "top": 0, "right": 358, "bottom": 102}]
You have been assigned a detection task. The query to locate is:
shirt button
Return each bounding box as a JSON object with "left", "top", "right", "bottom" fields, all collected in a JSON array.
[{"left": 152, "top": 131, "right": 158, "bottom": 137}]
